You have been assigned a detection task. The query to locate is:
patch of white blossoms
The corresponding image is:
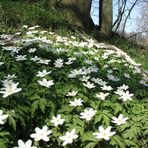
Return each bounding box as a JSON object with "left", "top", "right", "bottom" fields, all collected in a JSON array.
[
  {"left": 37, "top": 78, "right": 54, "bottom": 88},
  {"left": 0, "top": 80, "right": 22, "bottom": 98},
  {"left": 69, "top": 98, "right": 83, "bottom": 107},
  {"left": 112, "top": 114, "right": 128, "bottom": 125},
  {"left": 54, "top": 58, "right": 64, "bottom": 68},
  {"left": 80, "top": 108, "right": 97, "bottom": 121},
  {"left": 66, "top": 91, "right": 78, "bottom": 97},
  {"left": 96, "top": 92, "right": 109, "bottom": 100},
  {"left": 50, "top": 114, "right": 65, "bottom": 127},
  {"left": 115, "top": 84, "right": 134, "bottom": 101},
  {"left": 36, "top": 69, "right": 51, "bottom": 77},
  {"left": 0, "top": 110, "right": 9, "bottom": 125},
  {"left": 13, "top": 140, "right": 37, "bottom": 148},
  {"left": 59, "top": 129, "right": 78, "bottom": 146},
  {"left": 93, "top": 126, "right": 116, "bottom": 140},
  {"left": 83, "top": 81, "right": 95, "bottom": 89},
  {"left": 30, "top": 126, "right": 52, "bottom": 141}
]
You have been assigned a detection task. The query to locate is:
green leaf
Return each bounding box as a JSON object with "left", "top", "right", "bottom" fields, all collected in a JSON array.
[
  {"left": 102, "top": 114, "right": 110, "bottom": 126},
  {"left": 111, "top": 135, "right": 125, "bottom": 148},
  {"left": 81, "top": 132, "right": 98, "bottom": 143},
  {"left": 84, "top": 142, "right": 97, "bottom": 148},
  {"left": 31, "top": 100, "right": 39, "bottom": 114},
  {"left": 38, "top": 98, "right": 47, "bottom": 113},
  {"left": 0, "top": 131, "right": 9, "bottom": 137},
  {"left": 7, "top": 116, "right": 16, "bottom": 130},
  {"left": 94, "top": 114, "right": 103, "bottom": 124},
  {"left": 124, "top": 139, "right": 136, "bottom": 146},
  {"left": 0, "top": 139, "right": 8, "bottom": 148}
]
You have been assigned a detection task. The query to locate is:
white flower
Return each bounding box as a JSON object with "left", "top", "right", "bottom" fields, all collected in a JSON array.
[
  {"left": 37, "top": 59, "right": 51, "bottom": 65},
  {"left": 1, "top": 79, "right": 13, "bottom": 86},
  {"left": 80, "top": 76, "right": 90, "bottom": 82},
  {"left": 0, "top": 110, "right": 8, "bottom": 125},
  {"left": 0, "top": 62, "right": 4, "bottom": 66},
  {"left": 0, "top": 81, "right": 22, "bottom": 98},
  {"left": 30, "top": 126, "right": 52, "bottom": 141},
  {"left": 26, "top": 30, "right": 38, "bottom": 35},
  {"left": 107, "top": 74, "right": 120, "bottom": 82},
  {"left": 93, "top": 126, "right": 116, "bottom": 140},
  {"left": 22, "top": 25, "right": 28, "bottom": 28},
  {"left": 66, "top": 91, "right": 78, "bottom": 97},
  {"left": 117, "top": 84, "right": 129, "bottom": 91},
  {"left": 28, "top": 25, "right": 40, "bottom": 30},
  {"left": 4, "top": 74, "right": 17, "bottom": 80},
  {"left": 31, "top": 56, "right": 41, "bottom": 62},
  {"left": 69, "top": 98, "right": 83, "bottom": 107},
  {"left": 36, "top": 70, "right": 51, "bottom": 77},
  {"left": 107, "top": 70, "right": 113, "bottom": 74},
  {"left": 92, "top": 78, "right": 108, "bottom": 86},
  {"left": 139, "top": 80, "right": 148, "bottom": 86},
  {"left": 119, "top": 91, "right": 134, "bottom": 101},
  {"left": 83, "top": 82, "right": 95, "bottom": 89},
  {"left": 3, "top": 46, "right": 20, "bottom": 53},
  {"left": 80, "top": 108, "right": 97, "bottom": 121},
  {"left": 13, "top": 140, "right": 37, "bottom": 148},
  {"left": 84, "top": 59, "right": 92, "bottom": 65},
  {"left": 65, "top": 57, "right": 76, "bottom": 65},
  {"left": 37, "top": 78, "right": 54, "bottom": 88},
  {"left": 103, "top": 64, "right": 109, "bottom": 68},
  {"left": 112, "top": 114, "right": 128, "bottom": 125},
  {"left": 15, "top": 55, "right": 27, "bottom": 61},
  {"left": 51, "top": 114, "right": 65, "bottom": 127},
  {"left": 124, "top": 73, "right": 130, "bottom": 78},
  {"left": 101, "top": 85, "right": 113, "bottom": 91},
  {"left": 54, "top": 58, "right": 64, "bottom": 68},
  {"left": 114, "top": 89, "right": 124, "bottom": 96},
  {"left": 28, "top": 48, "right": 36, "bottom": 53},
  {"left": 59, "top": 129, "right": 78, "bottom": 146},
  {"left": 96, "top": 92, "right": 109, "bottom": 100},
  {"left": 68, "top": 69, "right": 84, "bottom": 78}
]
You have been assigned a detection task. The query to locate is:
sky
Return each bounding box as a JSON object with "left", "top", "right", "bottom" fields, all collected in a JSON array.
[{"left": 91, "top": 0, "right": 141, "bottom": 33}]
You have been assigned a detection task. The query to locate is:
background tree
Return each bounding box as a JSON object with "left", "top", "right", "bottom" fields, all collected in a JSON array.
[
  {"left": 137, "top": 1, "right": 148, "bottom": 36},
  {"left": 99, "top": 0, "right": 113, "bottom": 37},
  {"left": 43, "top": 0, "right": 95, "bottom": 31}
]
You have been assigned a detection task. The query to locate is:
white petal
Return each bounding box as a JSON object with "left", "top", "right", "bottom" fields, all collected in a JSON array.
[
  {"left": 59, "top": 136, "right": 66, "bottom": 141},
  {"left": 25, "top": 140, "right": 32, "bottom": 147},
  {"left": 118, "top": 114, "right": 123, "bottom": 120},
  {"left": 42, "top": 136, "right": 49, "bottom": 141},
  {"left": 108, "top": 131, "right": 116, "bottom": 136},
  {"left": 18, "top": 140, "right": 25, "bottom": 147},
  {"left": 106, "top": 126, "right": 112, "bottom": 132},
  {"left": 99, "top": 126, "right": 104, "bottom": 132}
]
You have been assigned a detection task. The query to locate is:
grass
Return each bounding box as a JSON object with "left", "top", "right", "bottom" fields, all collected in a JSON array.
[
  {"left": 0, "top": 0, "right": 148, "bottom": 70},
  {"left": 0, "top": 0, "right": 71, "bottom": 33}
]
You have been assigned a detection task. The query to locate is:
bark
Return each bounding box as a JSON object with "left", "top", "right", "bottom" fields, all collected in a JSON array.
[
  {"left": 99, "top": 0, "right": 113, "bottom": 37},
  {"left": 44, "top": 0, "right": 95, "bottom": 31}
]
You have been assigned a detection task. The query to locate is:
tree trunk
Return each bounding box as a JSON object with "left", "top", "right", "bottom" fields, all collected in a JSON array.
[
  {"left": 44, "top": 0, "right": 95, "bottom": 31},
  {"left": 99, "top": 0, "right": 113, "bottom": 37}
]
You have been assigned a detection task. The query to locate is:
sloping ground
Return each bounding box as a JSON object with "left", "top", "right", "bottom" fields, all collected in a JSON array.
[{"left": 0, "top": 26, "right": 148, "bottom": 148}]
